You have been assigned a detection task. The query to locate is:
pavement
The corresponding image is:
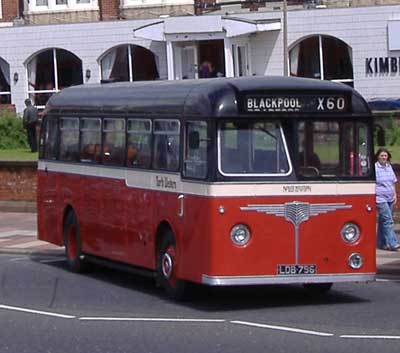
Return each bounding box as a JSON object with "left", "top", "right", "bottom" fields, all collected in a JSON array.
[{"left": 0, "top": 212, "right": 399, "bottom": 277}]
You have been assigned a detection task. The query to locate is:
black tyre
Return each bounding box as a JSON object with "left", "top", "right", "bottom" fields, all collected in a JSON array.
[
  {"left": 303, "top": 283, "right": 333, "bottom": 295},
  {"left": 156, "top": 230, "right": 186, "bottom": 300},
  {"left": 63, "top": 211, "right": 85, "bottom": 273}
]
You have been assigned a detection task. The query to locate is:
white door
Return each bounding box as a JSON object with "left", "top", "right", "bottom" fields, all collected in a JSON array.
[
  {"left": 177, "top": 46, "right": 198, "bottom": 80},
  {"left": 233, "top": 43, "right": 251, "bottom": 77}
]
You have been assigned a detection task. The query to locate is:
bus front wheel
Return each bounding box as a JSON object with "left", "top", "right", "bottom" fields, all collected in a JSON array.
[
  {"left": 156, "top": 231, "right": 186, "bottom": 300},
  {"left": 63, "top": 211, "right": 85, "bottom": 273}
]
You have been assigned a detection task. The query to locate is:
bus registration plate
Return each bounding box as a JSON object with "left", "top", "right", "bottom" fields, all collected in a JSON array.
[{"left": 277, "top": 264, "right": 317, "bottom": 275}]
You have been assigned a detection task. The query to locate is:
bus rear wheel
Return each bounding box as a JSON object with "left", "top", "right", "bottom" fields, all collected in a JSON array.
[
  {"left": 64, "top": 211, "right": 85, "bottom": 273},
  {"left": 157, "top": 231, "right": 186, "bottom": 300}
]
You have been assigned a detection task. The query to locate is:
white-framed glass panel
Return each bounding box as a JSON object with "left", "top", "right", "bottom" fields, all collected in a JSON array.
[
  {"left": 297, "top": 121, "right": 371, "bottom": 178},
  {"left": 43, "top": 118, "right": 59, "bottom": 160},
  {"left": 80, "top": 118, "right": 101, "bottom": 163},
  {"left": 233, "top": 44, "right": 250, "bottom": 77},
  {"left": 218, "top": 121, "right": 291, "bottom": 176},
  {"left": 59, "top": 117, "right": 79, "bottom": 162},
  {"left": 181, "top": 46, "right": 198, "bottom": 80},
  {"left": 103, "top": 118, "right": 126, "bottom": 166},
  {"left": 289, "top": 35, "right": 353, "bottom": 86},
  {"left": 55, "top": 0, "right": 67, "bottom": 7},
  {"left": 122, "top": 0, "right": 190, "bottom": 6},
  {"left": 29, "top": 0, "right": 97, "bottom": 11},
  {"left": 127, "top": 119, "right": 152, "bottom": 168},
  {"left": 184, "top": 121, "right": 208, "bottom": 179},
  {"left": 27, "top": 48, "right": 83, "bottom": 109},
  {"left": 100, "top": 45, "right": 159, "bottom": 83},
  {"left": 153, "top": 120, "right": 180, "bottom": 171},
  {"left": 0, "top": 57, "right": 11, "bottom": 105}
]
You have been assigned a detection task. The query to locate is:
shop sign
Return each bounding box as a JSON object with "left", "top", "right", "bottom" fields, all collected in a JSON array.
[{"left": 365, "top": 57, "right": 400, "bottom": 75}]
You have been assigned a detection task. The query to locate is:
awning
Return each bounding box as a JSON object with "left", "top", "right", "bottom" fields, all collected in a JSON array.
[
  {"left": 222, "top": 17, "right": 281, "bottom": 38},
  {"left": 133, "top": 15, "right": 281, "bottom": 41}
]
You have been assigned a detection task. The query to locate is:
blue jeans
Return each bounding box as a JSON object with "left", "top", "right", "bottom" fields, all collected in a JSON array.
[{"left": 376, "top": 201, "right": 399, "bottom": 249}]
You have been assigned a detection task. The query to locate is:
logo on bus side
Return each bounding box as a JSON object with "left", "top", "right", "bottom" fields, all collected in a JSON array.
[
  {"left": 240, "top": 201, "right": 352, "bottom": 264},
  {"left": 156, "top": 176, "right": 177, "bottom": 190},
  {"left": 282, "top": 185, "right": 312, "bottom": 193}
]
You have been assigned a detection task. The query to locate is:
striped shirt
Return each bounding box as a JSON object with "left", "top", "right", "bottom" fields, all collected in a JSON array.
[{"left": 375, "top": 161, "right": 397, "bottom": 203}]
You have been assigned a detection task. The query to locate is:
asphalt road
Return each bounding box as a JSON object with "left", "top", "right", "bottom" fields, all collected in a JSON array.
[{"left": 1, "top": 252, "right": 399, "bottom": 353}]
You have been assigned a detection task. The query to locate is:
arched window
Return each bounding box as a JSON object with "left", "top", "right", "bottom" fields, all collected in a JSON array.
[
  {"left": 0, "top": 57, "right": 11, "bottom": 105},
  {"left": 100, "top": 45, "right": 159, "bottom": 83},
  {"left": 27, "top": 48, "right": 83, "bottom": 108},
  {"left": 289, "top": 35, "right": 353, "bottom": 86}
]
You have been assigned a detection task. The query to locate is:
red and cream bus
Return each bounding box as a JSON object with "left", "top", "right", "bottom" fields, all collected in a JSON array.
[{"left": 37, "top": 76, "right": 376, "bottom": 299}]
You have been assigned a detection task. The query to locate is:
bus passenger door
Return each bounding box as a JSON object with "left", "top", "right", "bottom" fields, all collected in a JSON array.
[{"left": 180, "top": 121, "right": 210, "bottom": 280}]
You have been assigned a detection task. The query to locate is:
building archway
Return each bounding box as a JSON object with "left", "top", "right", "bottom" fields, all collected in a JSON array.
[
  {"left": 26, "top": 48, "right": 83, "bottom": 108},
  {"left": 100, "top": 44, "right": 159, "bottom": 82},
  {"left": 0, "top": 57, "right": 11, "bottom": 105},
  {"left": 289, "top": 35, "right": 353, "bottom": 86}
]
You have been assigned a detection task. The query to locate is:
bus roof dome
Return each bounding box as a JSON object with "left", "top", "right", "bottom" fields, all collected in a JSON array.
[{"left": 45, "top": 76, "right": 371, "bottom": 117}]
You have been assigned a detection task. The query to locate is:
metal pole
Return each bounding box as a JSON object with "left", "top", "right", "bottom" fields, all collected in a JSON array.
[{"left": 283, "top": 0, "right": 288, "bottom": 76}]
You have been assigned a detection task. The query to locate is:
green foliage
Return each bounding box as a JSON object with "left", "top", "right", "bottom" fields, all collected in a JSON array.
[
  {"left": 0, "top": 110, "right": 28, "bottom": 149},
  {"left": 385, "top": 115, "right": 400, "bottom": 146}
]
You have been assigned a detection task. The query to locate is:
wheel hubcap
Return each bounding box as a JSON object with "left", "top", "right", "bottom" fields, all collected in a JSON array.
[{"left": 162, "top": 252, "right": 173, "bottom": 279}]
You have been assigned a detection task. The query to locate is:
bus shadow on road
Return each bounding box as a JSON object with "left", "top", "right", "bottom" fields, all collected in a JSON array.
[{"left": 31, "top": 254, "right": 371, "bottom": 312}]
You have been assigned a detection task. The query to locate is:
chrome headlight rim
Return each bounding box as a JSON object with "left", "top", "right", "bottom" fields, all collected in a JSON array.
[
  {"left": 341, "top": 223, "right": 360, "bottom": 244},
  {"left": 230, "top": 224, "right": 251, "bottom": 247},
  {"left": 348, "top": 252, "right": 363, "bottom": 269}
]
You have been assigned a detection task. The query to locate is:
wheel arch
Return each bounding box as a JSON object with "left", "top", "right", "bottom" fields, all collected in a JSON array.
[{"left": 154, "top": 220, "right": 175, "bottom": 259}]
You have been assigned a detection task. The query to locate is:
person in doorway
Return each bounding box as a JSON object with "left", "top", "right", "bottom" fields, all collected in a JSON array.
[
  {"left": 199, "top": 60, "right": 214, "bottom": 78},
  {"left": 375, "top": 148, "right": 400, "bottom": 251},
  {"left": 23, "top": 98, "right": 38, "bottom": 153}
]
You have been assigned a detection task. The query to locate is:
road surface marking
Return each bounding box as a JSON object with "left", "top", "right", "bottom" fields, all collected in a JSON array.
[
  {"left": 340, "top": 335, "right": 400, "bottom": 340},
  {"left": 231, "top": 320, "right": 334, "bottom": 337},
  {"left": 0, "top": 304, "right": 75, "bottom": 319},
  {"left": 0, "top": 231, "right": 37, "bottom": 238},
  {"left": 6, "top": 240, "right": 49, "bottom": 248},
  {"left": 9, "top": 257, "right": 29, "bottom": 262},
  {"left": 79, "top": 317, "right": 225, "bottom": 322}
]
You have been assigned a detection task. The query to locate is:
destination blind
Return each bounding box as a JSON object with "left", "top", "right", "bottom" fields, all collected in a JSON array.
[{"left": 244, "top": 95, "right": 347, "bottom": 113}]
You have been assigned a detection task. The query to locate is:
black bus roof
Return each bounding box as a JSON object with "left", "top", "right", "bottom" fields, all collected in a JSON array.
[{"left": 45, "top": 76, "right": 371, "bottom": 118}]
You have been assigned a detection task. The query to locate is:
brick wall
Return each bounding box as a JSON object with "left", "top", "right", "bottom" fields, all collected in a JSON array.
[
  {"left": 100, "top": 0, "right": 119, "bottom": 20},
  {"left": 0, "top": 162, "right": 37, "bottom": 202},
  {"left": 1, "top": 0, "right": 19, "bottom": 22}
]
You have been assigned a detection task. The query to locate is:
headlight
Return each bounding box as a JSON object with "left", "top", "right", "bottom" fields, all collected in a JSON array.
[
  {"left": 341, "top": 223, "right": 360, "bottom": 243},
  {"left": 348, "top": 253, "right": 363, "bottom": 269},
  {"left": 230, "top": 224, "right": 251, "bottom": 246}
]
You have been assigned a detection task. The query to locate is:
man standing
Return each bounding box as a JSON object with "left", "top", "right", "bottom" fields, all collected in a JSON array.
[{"left": 23, "top": 98, "right": 38, "bottom": 153}]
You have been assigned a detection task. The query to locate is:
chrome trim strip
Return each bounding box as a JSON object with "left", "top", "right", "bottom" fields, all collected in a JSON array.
[
  {"left": 241, "top": 202, "right": 352, "bottom": 265},
  {"left": 202, "top": 273, "right": 376, "bottom": 286}
]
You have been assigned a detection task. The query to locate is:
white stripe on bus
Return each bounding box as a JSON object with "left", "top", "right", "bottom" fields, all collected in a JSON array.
[{"left": 38, "top": 161, "right": 375, "bottom": 197}]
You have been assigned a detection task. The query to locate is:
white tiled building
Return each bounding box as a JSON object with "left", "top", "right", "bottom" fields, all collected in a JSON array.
[{"left": 0, "top": 0, "right": 399, "bottom": 113}]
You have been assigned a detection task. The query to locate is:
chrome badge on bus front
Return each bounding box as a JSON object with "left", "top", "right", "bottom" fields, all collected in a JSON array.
[{"left": 240, "top": 201, "right": 352, "bottom": 266}]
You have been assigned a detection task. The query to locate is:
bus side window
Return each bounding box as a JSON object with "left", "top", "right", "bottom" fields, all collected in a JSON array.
[
  {"left": 80, "top": 118, "right": 101, "bottom": 163},
  {"left": 103, "top": 118, "right": 125, "bottom": 166},
  {"left": 127, "top": 119, "right": 152, "bottom": 169},
  {"left": 43, "top": 117, "right": 59, "bottom": 160},
  {"left": 59, "top": 117, "right": 79, "bottom": 162},
  {"left": 153, "top": 119, "right": 180, "bottom": 171},
  {"left": 184, "top": 121, "right": 208, "bottom": 179}
]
